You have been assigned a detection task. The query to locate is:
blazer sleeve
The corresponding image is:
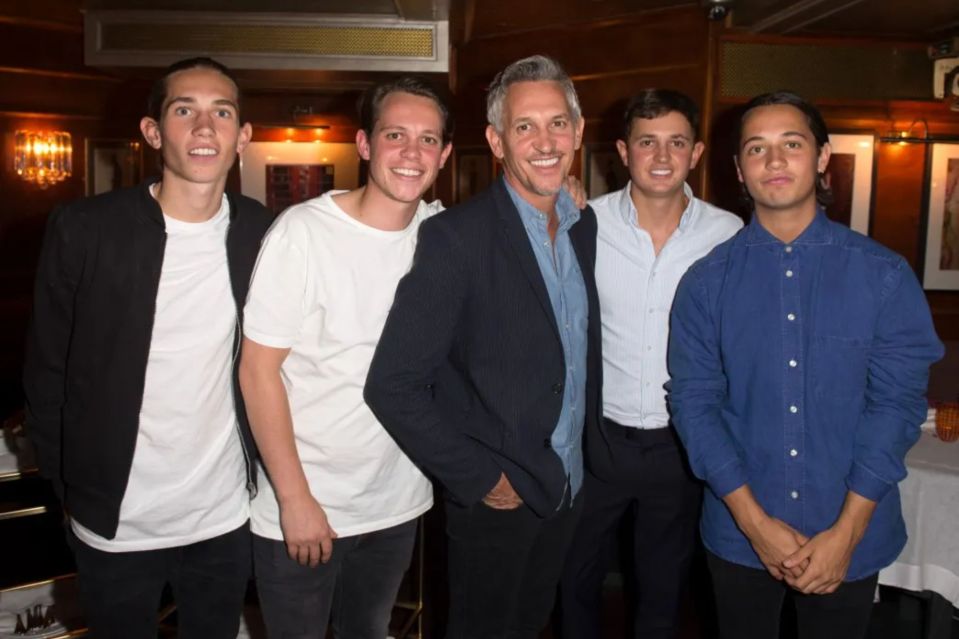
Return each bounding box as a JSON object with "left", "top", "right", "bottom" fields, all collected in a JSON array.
[
  {"left": 364, "top": 218, "right": 503, "bottom": 506},
  {"left": 23, "top": 205, "right": 85, "bottom": 498}
]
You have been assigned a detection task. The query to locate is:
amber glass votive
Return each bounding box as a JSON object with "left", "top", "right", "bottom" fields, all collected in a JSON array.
[{"left": 936, "top": 403, "right": 959, "bottom": 443}]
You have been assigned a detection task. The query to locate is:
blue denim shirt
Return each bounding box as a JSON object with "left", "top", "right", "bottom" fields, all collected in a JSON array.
[
  {"left": 504, "top": 177, "right": 589, "bottom": 502},
  {"left": 667, "top": 210, "right": 943, "bottom": 579}
]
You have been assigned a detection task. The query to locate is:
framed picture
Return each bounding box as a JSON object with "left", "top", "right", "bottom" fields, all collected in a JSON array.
[
  {"left": 921, "top": 143, "right": 959, "bottom": 290},
  {"left": 824, "top": 133, "right": 875, "bottom": 235},
  {"left": 456, "top": 148, "right": 494, "bottom": 203},
  {"left": 85, "top": 139, "right": 143, "bottom": 196},
  {"left": 583, "top": 144, "right": 628, "bottom": 199},
  {"left": 265, "top": 164, "right": 334, "bottom": 215}
]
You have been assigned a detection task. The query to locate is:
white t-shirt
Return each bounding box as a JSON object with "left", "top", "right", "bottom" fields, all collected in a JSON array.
[
  {"left": 244, "top": 192, "right": 439, "bottom": 539},
  {"left": 73, "top": 195, "right": 250, "bottom": 551}
]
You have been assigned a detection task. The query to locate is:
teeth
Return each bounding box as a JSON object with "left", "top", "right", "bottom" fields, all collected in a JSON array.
[
  {"left": 530, "top": 158, "right": 559, "bottom": 167},
  {"left": 189, "top": 148, "right": 217, "bottom": 156},
  {"left": 651, "top": 169, "right": 671, "bottom": 176},
  {"left": 392, "top": 168, "right": 422, "bottom": 177}
]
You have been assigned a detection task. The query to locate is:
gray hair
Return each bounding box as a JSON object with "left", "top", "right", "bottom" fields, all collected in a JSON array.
[{"left": 486, "top": 55, "right": 582, "bottom": 133}]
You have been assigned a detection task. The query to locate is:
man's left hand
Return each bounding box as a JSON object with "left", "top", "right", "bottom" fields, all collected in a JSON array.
[
  {"left": 782, "top": 525, "right": 856, "bottom": 594},
  {"left": 564, "top": 175, "right": 587, "bottom": 209}
]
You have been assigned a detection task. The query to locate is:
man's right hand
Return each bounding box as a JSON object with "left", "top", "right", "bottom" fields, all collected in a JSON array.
[
  {"left": 482, "top": 472, "right": 523, "bottom": 510},
  {"left": 278, "top": 494, "right": 338, "bottom": 567},
  {"left": 745, "top": 516, "right": 809, "bottom": 580}
]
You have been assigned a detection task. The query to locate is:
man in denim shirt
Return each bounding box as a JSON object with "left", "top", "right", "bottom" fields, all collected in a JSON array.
[{"left": 667, "top": 92, "right": 943, "bottom": 639}]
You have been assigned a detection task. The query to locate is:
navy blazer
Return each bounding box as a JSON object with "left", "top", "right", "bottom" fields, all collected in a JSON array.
[{"left": 365, "top": 178, "right": 604, "bottom": 518}]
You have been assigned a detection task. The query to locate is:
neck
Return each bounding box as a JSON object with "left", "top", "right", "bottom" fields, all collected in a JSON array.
[
  {"left": 504, "top": 172, "right": 558, "bottom": 218},
  {"left": 629, "top": 182, "right": 687, "bottom": 234},
  {"left": 154, "top": 175, "right": 226, "bottom": 223},
  {"left": 755, "top": 202, "right": 817, "bottom": 243},
  {"left": 335, "top": 184, "right": 419, "bottom": 232}
]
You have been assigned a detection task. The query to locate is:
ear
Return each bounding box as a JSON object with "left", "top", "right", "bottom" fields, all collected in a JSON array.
[
  {"left": 140, "top": 117, "right": 162, "bottom": 150},
  {"left": 817, "top": 141, "right": 831, "bottom": 174},
  {"left": 439, "top": 142, "right": 453, "bottom": 169},
  {"left": 236, "top": 122, "right": 253, "bottom": 155},
  {"left": 615, "top": 139, "right": 629, "bottom": 167},
  {"left": 356, "top": 129, "right": 372, "bottom": 161},
  {"left": 573, "top": 116, "right": 585, "bottom": 151},
  {"left": 689, "top": 140, "right": 706, "bottom": 170},
  {"left": 734, "top": 155, "right": 744, "bottom": 184},
  {"left": 485, "top": 125, "right": 504, "bottom": 160}
]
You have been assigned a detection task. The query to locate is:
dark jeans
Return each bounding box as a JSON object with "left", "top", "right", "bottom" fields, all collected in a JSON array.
[
  {"left": 445, "top": 489, "right": 584, "bottom": 639},
  {"left": 252, "top": 518, "right": 417, "bottom": 639},
  {"left": 559, "top": 422, "right": 702, "bottom": 639},
  {"left": 707, "top": 551, "right": 878, "bottom": 639},
  {"left": 68, "top": 522, "right": 252, "bottom": 639}
]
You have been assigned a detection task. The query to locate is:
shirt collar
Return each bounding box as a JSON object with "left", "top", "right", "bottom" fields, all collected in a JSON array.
[
  {"left": 503, "top": 175, "right": 581, "bottom": 233},
  {"left": 616, "top": 182, "right": 699, "bottom": 232},
  {"left": 743, "top": 207, "right": 833, "bottom": 246}
]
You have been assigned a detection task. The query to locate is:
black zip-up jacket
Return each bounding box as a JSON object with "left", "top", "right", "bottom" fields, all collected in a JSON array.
[{"left": 23, "top": 179, "right": 273, "bottom": 539}]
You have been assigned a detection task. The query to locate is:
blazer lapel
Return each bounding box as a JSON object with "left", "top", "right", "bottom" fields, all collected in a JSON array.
[{"left": 491, "top": 180, "right": 561, "bottom": 342}]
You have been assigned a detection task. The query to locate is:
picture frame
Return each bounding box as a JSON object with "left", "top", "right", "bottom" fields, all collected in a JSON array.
[
  {"left": 455, "top": 147, "right": 494, "bottom": 203},
  {"left": 583, "top": 143, "right": 628, "bottom": 199},
  {"left": 85, "top": 139, "right": 143, "bottom": 196},
  {"left": 921, "top": 142, "right": 959, "bottom": 290},
  {"left": 824, "top": 133, "right": 875, "bottom": 235}
]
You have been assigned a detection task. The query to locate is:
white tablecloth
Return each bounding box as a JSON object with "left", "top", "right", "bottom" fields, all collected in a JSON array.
[{"left": 878, "top": 426, "right": 959, "bottom": 607}]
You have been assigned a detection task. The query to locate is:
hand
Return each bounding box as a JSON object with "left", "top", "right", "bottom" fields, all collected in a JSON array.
[
  {"left": 782, "top": 525, "right": 857, "bottom": 594},
  {"left": 563, "top": 174, "right": 587, "bottom": 209},
  {"left": 278, "top": 493, "right": 338, "bottom": 567},
  {"left": 745, "top": 516, "right": 809, "bottom": 580},
  {"left": 482, "top": 472, "right": 523, "bottom": 510}
]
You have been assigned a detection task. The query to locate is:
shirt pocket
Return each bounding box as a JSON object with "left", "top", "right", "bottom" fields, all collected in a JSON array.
[{"left": 809, "top": 334, "right": 870, "bottom": 403}]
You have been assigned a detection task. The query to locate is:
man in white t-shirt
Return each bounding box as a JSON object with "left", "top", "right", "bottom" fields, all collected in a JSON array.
[
  {"left": 238, "top": 77, "right": 452, "bottom": 638},
  {"left": 24, "top": 58, "right": 272, "bottom": 639}
]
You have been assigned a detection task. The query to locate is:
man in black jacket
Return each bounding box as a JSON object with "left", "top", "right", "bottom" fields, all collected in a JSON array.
[
  {"left": 23, "top": 57, "right": 272, "bottom": 639},
  {"left": 365, "top": 55, "right": 603, "bottom": 639}
]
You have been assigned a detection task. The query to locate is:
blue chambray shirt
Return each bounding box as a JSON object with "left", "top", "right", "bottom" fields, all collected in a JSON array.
[
  {"left": 504, "top": 177, "right": 589, "bottom": 503},
  {"left": 667, "top": 210, "right": 943, "bottom": 579}
]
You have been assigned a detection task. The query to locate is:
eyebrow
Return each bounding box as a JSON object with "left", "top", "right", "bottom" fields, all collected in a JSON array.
[
  {"left": 741, "top": 130, "right": 808, "bottom": 148},
  {"left": 164, "top": 96, "right": 239, "bottom": 112}
]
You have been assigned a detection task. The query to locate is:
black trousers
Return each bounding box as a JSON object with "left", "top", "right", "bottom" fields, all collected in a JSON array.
[
  {"left": 445, "top": 489, "right": 583, "bottom": 639},
  {"left": 707, "top": 551, "right": 878, "bottom": 639},
  {"left": 68, "top": 522, "right": 251, "bottom": 639},
  {"left": 252, "top": 519, "right": 417, "bottom": 639},
  {"left": 558, "top": 421, "right": 702, "bottom": 639}
]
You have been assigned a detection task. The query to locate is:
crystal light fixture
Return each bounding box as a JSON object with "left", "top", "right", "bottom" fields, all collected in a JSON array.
[{"left": 14, "top": 130, "right": 73, "bottom": 187}]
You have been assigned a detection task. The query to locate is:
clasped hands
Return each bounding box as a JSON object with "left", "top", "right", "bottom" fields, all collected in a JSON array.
[{"left": 747, "top": 516, "right": 858, "bottom": 595}]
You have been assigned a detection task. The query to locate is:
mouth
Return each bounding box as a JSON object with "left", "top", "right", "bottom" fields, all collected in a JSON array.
[
  {"left": 391, "top": 167, "right": 424, "bottom": 178},
  {"left": 188, "top": 147, "right": 219, "bottom": 157},
  {"left": 763, "top": 174, "right": 793, "bottom": 186},
  {"left": 529, "top": 157, "right": 560, "bottom": 169},
  {"left": 650, "top": 168, "right": 673, "bottom": 177}
]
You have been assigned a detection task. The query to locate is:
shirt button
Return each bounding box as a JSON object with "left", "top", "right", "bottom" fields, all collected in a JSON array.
[
  {"left": 648, "top": 308, "right": 655, "bottom": 314},
  {"left": 552, "top": 382, "right": 564, "bottom": 394},
  {"left": 790, "top": 449, "right": 798, "bottom": 457},
  {"left": 787, "top": 313, "right": 796, "bottom": 321},
  {"left": 788, "top": 359, "right": 797, "bottom": 368},
  {"left": 789, "top": 405, "right": 798, "bottom": 414},
  {"left": 790, "top": 490, "right": 799, "bottom": 499},
  {"left": 786, "top": 270, "right": 794, "bottom": 278},
  {"left": 784, "top": 245, "right": 793, "bottom": 253},
  {"left": 647, "top": 346, "right": 652, "bottom": 351}
]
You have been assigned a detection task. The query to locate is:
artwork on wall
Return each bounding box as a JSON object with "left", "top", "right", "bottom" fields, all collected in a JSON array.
[
  {"left": 824, "top": 133, "right": 875, "bottom": 235},
  {"left": 456, "top": 148, "right": 494, "bottom": 203},
  {"left": 921, "top": 143, "right": 959, "bottom": 290},
  {"left": 85, "top": 139, "right": 143, "bottom": 196},
  {"left": 265, "top": 164, "right": 334, "bottom": 215},
  {"left": 583, "top": 144, "right": 628, "bottom": 199}
]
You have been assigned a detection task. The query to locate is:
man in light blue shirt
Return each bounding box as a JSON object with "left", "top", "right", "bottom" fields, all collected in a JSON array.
[{"left": 560, "top": 90, "right": 742, "bottom": 639}]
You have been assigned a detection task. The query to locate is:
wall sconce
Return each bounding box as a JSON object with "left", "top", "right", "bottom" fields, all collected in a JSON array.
[{"left": 14, "top": 130, "right": 73, "bottom": 187}]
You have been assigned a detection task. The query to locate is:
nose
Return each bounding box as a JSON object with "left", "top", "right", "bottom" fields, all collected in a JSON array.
[
  {"left": 533, "top": 127, "right": 556, "bottom": 153},
  {"left": 653, "top": 142, "right": 669, "bottom": 162},
  {"left": 400, "top": 137, "right": 422, "bottom": 159},
  {"left": 193, "top": 111, "right": 214, "bottom": 135},
  {"left": 766, "top": 146, "right": 786, "bottom": 168}
]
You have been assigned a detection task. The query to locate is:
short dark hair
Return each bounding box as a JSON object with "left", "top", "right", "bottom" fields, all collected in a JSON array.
[
  {"left": 358, "top": 76, "right": 454, "bottom": 145},
  {"left": 147, "top": 57, "right": 241, "bottom": 122},
  {"left": 622, "top": 89, "right": 700, "bottom": 141},
  {"left": 738, "top": 91, "right": 832, "bottom": 206}
]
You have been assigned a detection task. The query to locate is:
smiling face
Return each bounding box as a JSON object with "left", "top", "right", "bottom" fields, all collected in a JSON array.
[
  {"left": 617, "top": 110, "right": 704, "bottom": 200},
  {"left": 737, "top": 103, "right": 830, "bottom": 218},
  {"left": 485, "top": 80, "right": 584, "bottom": 211},
  {"left": 357, "top": 90, "right": 452, "bottom": 206},
  {"left": 139, "top": 66, "right": 251, "bottom": 190}
]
